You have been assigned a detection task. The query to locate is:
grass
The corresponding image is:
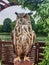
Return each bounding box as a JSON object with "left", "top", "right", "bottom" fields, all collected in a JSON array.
[
  {"left": 0, "top": 35, "right": 11, "bottom": 41},
  {"left": 36, "top": 36, "right": 47, "bottom": 41},
  {"left": 0, "top": 32, "right": 11, "bottom": 35},
  {"left": 0, "top": 32, "right": 11, "bottom": 41}
]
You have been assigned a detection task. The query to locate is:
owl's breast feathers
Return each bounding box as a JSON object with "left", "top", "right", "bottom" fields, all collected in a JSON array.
[{"left": 15, "top": 25, "right": 35, "bottom": 53}]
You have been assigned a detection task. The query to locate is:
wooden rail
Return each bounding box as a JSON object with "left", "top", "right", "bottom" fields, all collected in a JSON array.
[{"left": 0, "top": 40, "right": 45, "bottom": 65}]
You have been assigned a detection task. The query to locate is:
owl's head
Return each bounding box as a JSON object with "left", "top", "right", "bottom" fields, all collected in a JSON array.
[{"left": 15, "top": 12, "right": 32, "bottom": 25}]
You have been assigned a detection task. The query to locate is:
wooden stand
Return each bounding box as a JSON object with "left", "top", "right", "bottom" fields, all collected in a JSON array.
[{"left": 14, "top": 60, "right": 34, "bottom": 65}]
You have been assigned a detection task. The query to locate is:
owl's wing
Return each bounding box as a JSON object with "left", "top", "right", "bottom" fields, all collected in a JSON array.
[
  {"left": 32, "top": 31, "right": 36, "bottom": 45},
  {"left": 12, "top": 29, "right": 16, "bottom": 53}
]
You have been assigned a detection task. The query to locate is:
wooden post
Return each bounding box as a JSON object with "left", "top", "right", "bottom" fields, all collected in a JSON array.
[
  {"left": 14, "top": 60, "right": 34, "bottom": 65},
  {"left": 35, "top": 42, "right": 39, "bottom": 65}
]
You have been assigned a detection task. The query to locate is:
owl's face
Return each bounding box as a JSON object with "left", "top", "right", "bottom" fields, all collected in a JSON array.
[{"left": 15, "top": 12, "right": 32, "bottom": 25}]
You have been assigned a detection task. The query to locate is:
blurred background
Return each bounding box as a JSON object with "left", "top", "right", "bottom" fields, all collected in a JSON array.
[{"left": 0, "top": 0, "right": 49, "bottom": 65}]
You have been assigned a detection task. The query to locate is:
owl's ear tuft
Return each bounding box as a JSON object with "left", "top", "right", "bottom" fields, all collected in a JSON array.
[
  {"left": 15, "top": 12, "right": 18, "bottom": 15},
  {"left": 28, "top": 12, "right": 32, "bottom": 15}
]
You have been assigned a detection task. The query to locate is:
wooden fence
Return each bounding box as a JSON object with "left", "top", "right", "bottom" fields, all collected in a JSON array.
[{"left": 0, "top": 40, "right": 45, "bottom": 65}]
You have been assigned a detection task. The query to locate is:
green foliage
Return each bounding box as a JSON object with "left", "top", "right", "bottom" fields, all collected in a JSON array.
[
  {"left": 38, "top": 1, "right": 49, "bottom": 20},
  {"left": 0, "top": 19, "right": 16, "bottom": 32},
  {"left": 11, "top": 20, "right": 16, "bottom": 30},
  {"left": 37, "top": 0, "right": 49, "bottom": 36},
  {"left": 35, "top": 20, "right": 48, "bottom": 36},
  {"left": 8, "top": 0, "right": 18, "bottom": 3},
  {"left": 0, "top": 25, "right": 3, "bottom": 32},
  {"left": 8, "top": 0, "right": 45, "bottom": 10},
  {"left": 30, "top": 16, "right": 35, "bottom": 30},
  {"left": 3, "top": 18, "right": 12, "bottom": 32},
  {"left": 22, "top": 0, "right": 45, "bottom": 10}
]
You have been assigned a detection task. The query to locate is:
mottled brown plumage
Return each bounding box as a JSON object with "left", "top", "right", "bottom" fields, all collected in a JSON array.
[{"left": 12, "top": 12, "right": 36, "bottom": 62}]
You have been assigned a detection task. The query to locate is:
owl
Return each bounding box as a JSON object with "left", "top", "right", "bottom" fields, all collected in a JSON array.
[{"left": 12, "top": 12, "right": 36, "bottom": 62}]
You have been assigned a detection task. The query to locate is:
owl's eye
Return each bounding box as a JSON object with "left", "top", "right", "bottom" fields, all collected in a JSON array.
[{"left": 23, "top": 15, "right": 27, "bottom": 18}]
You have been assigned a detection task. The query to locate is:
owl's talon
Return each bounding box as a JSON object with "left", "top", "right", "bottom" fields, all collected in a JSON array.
[
  {"left": 32, "top": 63, "right": 34, "bottom": 65},
  {"left": 24, "top": 56, "right": 30, "bottom": 61},
  {"left": 14, "top": 57, "right": 21, "bottom": 62}
]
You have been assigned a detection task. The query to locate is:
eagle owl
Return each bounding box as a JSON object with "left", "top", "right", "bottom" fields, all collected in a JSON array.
[{"left": 12, "top": 12, "right": 36, "bottom": 62}]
